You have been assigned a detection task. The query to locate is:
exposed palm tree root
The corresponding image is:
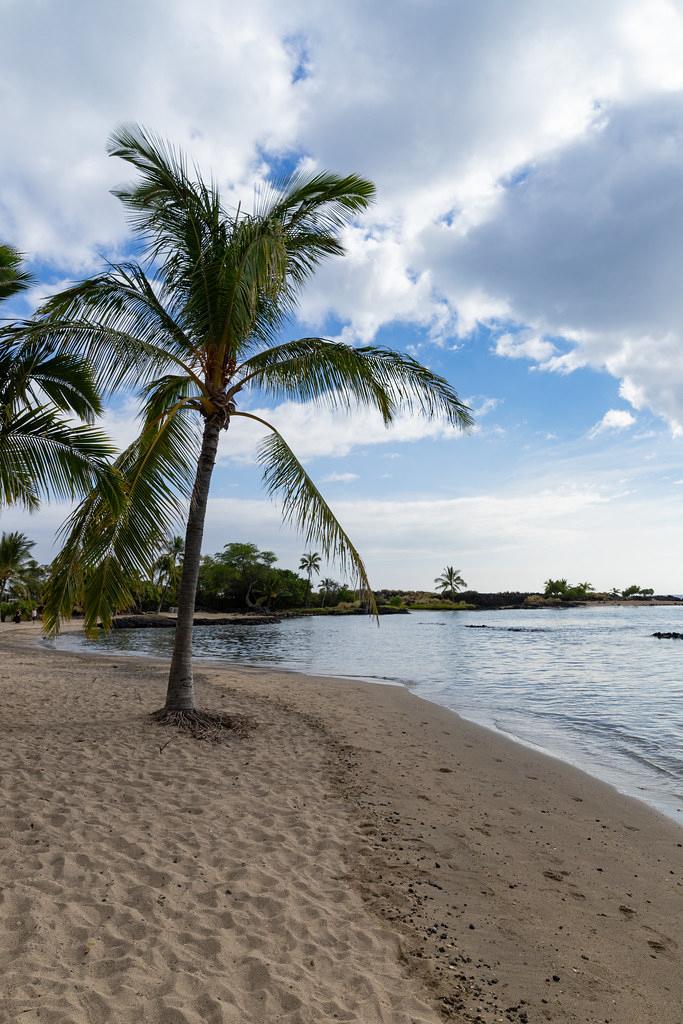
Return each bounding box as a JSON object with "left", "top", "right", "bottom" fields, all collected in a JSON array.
[{"left": 150, "top": 708, "right": 254, "bottom": 741}]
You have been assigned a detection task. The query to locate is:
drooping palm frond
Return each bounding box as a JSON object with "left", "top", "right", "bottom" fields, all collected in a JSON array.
[
  {"left": 32, "top": 264, "right": 201, "bottom": 394},
  {"left": 234, "top": 411, "right": 376, "bottom": 615},
  {"left": 43, "top": 405, "right": 200, "bottom": 634},
  {"left": 0, "top": 256, "right": 115, "bottom": 512},
  {"left": 0, "top": 244, "right": 33, "bottom": 302},
  {"left": 0, "top": 339, "right": 102, "bottom": 421},
  {"left": 0, "top": 405, "right": 115, "bottom": 510},
  {"left": 234, "top": 337, "right": 473, "bottom": 428}
]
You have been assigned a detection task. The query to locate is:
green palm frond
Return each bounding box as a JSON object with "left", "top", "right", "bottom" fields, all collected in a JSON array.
[
  {"left": 234, "top": 412, "right": 376, "bottom": 615},
  {"left": 43, "top": 405, "right": 200, "bottom": 633},
  {"left": 234, "top": 337, "right": 473, "bottom": 428},
  {"left": 106, "top": 127, "right": 376, "bottom": 363},
  {"left": 256, "top": 171, "right": 376, "bottom": 291},
  {"left": 0, "top": 339, "right": 102, "bottom": 421},
  {"left": 140, "top": 373, "right": 204, "bottom": 423},
  {"left": 0, "top": 405, "right": 115, "bottom": 509},
  {"left": 0, "top": 244, "right": 33, "bottom": 302},
  {"left": 33, "top": 264, "right": 200, "bottom": 393}
]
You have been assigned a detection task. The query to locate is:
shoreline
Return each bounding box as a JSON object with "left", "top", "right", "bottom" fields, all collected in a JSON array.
[
  {"left": 49, "top": 624, "right": 682, "bottom": 824},
  {"left": 1, "top": 627, "right": 682, "bottom": 1023}
]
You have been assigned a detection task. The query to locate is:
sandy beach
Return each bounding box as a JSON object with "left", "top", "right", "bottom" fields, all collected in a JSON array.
[{"left": 0, "top": 625, "right": 681, "bottom": 1024}]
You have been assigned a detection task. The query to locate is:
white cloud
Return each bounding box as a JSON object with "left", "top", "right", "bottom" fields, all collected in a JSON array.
[
  {"left": 6, "top": 464, "right": 683, "bottom": 592},
  {"left": 6, "top": 0, "right": 683, "bottom": 593},
  {"left": 0, "top": 0, "right": 302, "bottom": 269},
  {"left": 466, "top": 396, "right": 501, "bottom": 418},
  {"left": 97, "top": 398, "right": 143, "bottom": 453},
  {"left": 494, "top": 332, "right": 558, "bottom": 364},
  {"left": 219, "top": 399, "right": 465, "bottom": 462},
  {"left": 322, "top": 472, "right": 359, "bottom": 483},
  {"left": 589, "top": 409, "right": 637, "bottom": 438}
]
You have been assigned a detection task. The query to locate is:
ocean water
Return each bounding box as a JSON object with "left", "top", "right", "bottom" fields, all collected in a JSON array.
[{"left": 54, "top": 605, "right": 683, "bottom": 822}]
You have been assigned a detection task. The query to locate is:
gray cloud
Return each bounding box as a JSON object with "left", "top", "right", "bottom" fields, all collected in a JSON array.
[
  {"left": 436, "top": 95, "right": 683, "bottom": 335},
  {"left": 432, "top": 93, "right": 683, "bottom": 429}
]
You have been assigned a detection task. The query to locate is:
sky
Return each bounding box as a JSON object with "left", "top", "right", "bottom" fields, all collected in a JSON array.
[{"left": 3, "top": 0, "right": 683, "bottom": 592}]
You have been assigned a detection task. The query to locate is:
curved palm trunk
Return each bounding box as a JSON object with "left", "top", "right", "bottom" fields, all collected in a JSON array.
[
  {"left": 157, "top": 582, "right": 168, "bottom": 613},
  {"left": 165, "top": 416, "right": 221, "bottom": 710}
]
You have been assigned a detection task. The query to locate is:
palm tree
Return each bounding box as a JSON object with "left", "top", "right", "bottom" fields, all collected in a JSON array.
[
  {"left": 40, "top": 125, "right": 472, "bottom": 727},
  {"left": 0, "top": 531, "right": 35, "bottom": 602},
  {"left": 153, "top": 534, "right": 185, "bottom": 611},
  {"left": 0, "top": 245, "right": 114, "bottom": 509},
  {"left": 318, "top": 577, "right": 340, "bottom": 607},
  {"left": 434, "top": 566, "right": 467, "bottom": 600},
  {"left": 299, "top": 551, "right": 321, "bottom": 606}
]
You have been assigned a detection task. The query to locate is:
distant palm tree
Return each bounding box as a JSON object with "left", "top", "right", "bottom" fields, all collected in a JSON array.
[
  {"left": 318, "top": 577, "right": 339, "bottom": 607},
  {"left": 299, "top": 551, "right": 322, "bottom": 606},
  {"left": 0, "top": 531, "right": 35, "bottom": 602},
  {"left": 40, "top": 125, "right": 472, "bottom": 727},
  {"left": 0, "top": 244, "right": 114, "bottom": 509},
  {"left": 544, "top": 578, "right": 568, "bottom": 598},
  {"left": 434, "top": 566, "right": 467, "bottom": 600},
  {"left": 154, "top": 534, "right": 185, "bottom": 611}
]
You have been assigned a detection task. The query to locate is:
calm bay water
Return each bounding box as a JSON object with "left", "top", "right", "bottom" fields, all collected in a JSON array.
[{"left": 55, "top": 605, "right": 683, "bottom": 821}]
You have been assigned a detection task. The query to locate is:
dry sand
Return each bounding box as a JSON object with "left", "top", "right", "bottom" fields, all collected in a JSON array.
[{"left": 0, "top": 624, "right": 681, "bottom": 1024}]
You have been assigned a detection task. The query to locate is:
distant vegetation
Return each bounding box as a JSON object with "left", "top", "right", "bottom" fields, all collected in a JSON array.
[
  {"left": 620, "top": 585, "right": 655, "bottom": 599},
  {"left": 2, "top": 530, "right": 670, "bottom": 622},
  {"left": 0, "top": 530, "right": 48, "bottom": 620},
  {"left": 542, "top": 579, "right": 655, "bottom": 602}
]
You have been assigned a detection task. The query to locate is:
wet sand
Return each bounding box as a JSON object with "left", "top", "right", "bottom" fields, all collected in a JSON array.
[{"left": 0, "top": 626, "right": 681, "bottom": 1023}]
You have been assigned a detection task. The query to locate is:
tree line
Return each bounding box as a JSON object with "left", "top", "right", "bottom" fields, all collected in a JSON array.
[{"left": 543, "top": 579, "right": 655, "bottom": 601}]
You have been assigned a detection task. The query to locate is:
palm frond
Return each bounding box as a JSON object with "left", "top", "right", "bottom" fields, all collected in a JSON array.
[
  {"left": 0, "top": 341, "right": 102, "bottom": 421},
  {"left": 234, "top": 338, "right": 473, "bottom": 429},
  {"left": 32, "top": 264, "right": 199, "bottom": 393},
  {"left": 0, "top": 406, "right": 115, "bottom": 508},
  {"left": 257, "top": 170, "right": 376, "bottom": 237},
  {"left": 234, "top": 411, "right": 377, "bottom": 615},
  {"left": 43, "top": 406, "right": 200, "bottom": 633},
  {"left": 0, "top": 244, "right": 33, "bottom": 303}
]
